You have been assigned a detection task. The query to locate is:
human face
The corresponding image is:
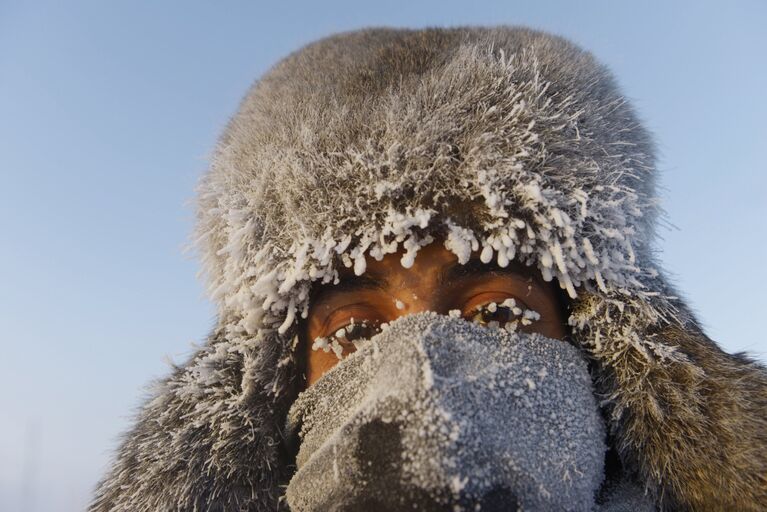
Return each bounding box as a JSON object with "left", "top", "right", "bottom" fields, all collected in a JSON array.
[{"left": 302, "top": 241, "right": 569, "bottom": 386}]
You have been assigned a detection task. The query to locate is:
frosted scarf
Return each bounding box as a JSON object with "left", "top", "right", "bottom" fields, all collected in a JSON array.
[{"left": 285, "top": 312, "right": 611, "bottom": 511}]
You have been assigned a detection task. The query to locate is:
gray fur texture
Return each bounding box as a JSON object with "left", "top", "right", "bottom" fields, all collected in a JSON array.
[{"left": 91, "top": 27, "right": 767, "bottom": 511}]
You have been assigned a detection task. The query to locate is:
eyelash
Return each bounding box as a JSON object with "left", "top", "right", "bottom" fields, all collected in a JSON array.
[
  {"left": 312, "top": 298, "right": 541, "bottom": 359},
  {"left": 311, "top": 317, "right": 381, "bottom": 358},
  {"left": 465, "top": 297, "right": 541, "bottom": 332}
]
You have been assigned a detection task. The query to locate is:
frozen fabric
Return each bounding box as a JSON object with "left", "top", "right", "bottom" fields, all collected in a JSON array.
[
  {"left": 287, "top": 313, "right": 605, "bottom": 510},
  {"left": 287, "top": 312, "right": 654, "bottom": 511}
]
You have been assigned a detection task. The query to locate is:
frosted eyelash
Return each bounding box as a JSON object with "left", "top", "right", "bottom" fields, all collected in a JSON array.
[
  {"left": 312, "top": 317, "right": 380, "bottom": 359},
  {"left": 472, "top": 298, "right": 540, "bottom": 332}
]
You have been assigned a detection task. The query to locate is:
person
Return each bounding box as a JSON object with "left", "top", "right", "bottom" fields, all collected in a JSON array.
[{"left": 90, "top": 27, "right": 767, "bottom": 511}]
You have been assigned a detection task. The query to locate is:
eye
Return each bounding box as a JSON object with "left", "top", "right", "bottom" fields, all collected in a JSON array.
[
  {"left": 466, "top": 298, "right": 540, "bottom": 332},
  {"left": 334, "top": 317, "right": 382, "bottom": 344},
  {"left": 312, "top": 317, "right": 382, "bottom": 359}
]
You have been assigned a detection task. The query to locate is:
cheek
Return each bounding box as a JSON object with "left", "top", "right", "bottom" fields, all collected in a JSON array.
[
  {"left": 532, "top": 302, "right": 569, "bottom": 340},
  {"left": 534, "top": 319, "right": 568, "bottom": 341},
  {"left": 305, "top": 345, "right": 343, "bottom": 386}
]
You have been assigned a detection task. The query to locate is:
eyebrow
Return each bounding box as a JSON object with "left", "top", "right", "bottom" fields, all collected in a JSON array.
[
  {"left": 311, "top": 256, "right": 540, "bottom": 305},
  {"left": 436, "top": 257, "right": 533, "bottom": 287}
]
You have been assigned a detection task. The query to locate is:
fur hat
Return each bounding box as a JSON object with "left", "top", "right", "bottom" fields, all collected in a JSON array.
[{"left": 91, "top": 26, "right": 767, "bottom": 511}]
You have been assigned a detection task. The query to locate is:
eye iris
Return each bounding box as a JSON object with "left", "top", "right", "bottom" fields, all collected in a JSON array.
[{"left": 479, "top": 305, "right": 512, "bottom": 324}]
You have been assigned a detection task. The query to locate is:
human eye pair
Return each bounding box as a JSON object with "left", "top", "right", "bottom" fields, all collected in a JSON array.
[{"left": 312, "top": 298, "right": 541, "bottom": 359}]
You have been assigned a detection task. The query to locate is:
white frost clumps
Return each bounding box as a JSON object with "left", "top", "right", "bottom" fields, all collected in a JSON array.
[
  {"left": 311, "top": 336, "right": 329, "bottom": 352},
  {"left": 312, "top": 299, "right": 541, "bottom": 361},
  {"left": 200, "top": 175, "right": 660, "bottom": 351},
  {"left": 312, "top": 318, "right": 380, "bottom": 360},
  {"left": 443, "top": 219, "right": 479, "bottom": 264},
  {"left": 474, "top": 298, "right": 541, "bottom": 333},
  {"left": 312, "top": 336, "right": 343, "bottom": 359},
  {"left": 522, "top": 309, "right": 541, "bottom": 326}
]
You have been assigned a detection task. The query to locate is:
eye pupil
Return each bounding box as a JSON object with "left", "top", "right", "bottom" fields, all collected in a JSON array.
[
  {"left": 481, "top": 307, "right": 510, "bottom": 324},
  {"left": 346, "top": 323, "right": 363, "bottom": 340}
]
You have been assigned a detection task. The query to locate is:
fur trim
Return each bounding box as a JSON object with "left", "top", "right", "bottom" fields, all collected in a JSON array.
[{"left": 91, "top": 26, "right": 767, "bottom": 511}]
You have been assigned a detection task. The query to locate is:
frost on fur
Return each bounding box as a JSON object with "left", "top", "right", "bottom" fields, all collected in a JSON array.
[
  {"left": 198, "top": 195, "right": 662, "bottom": 352},
  {"left": 193, "top": 42, "right": 667, "bottom": 358}
]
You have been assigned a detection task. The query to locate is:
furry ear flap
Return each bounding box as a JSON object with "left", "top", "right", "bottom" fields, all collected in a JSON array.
[
  {"left": 89, "top": 327, "right": 298, "bottom": 511},
  {"left": 595, "top": 318, "right": 767, "bottom": 511}
]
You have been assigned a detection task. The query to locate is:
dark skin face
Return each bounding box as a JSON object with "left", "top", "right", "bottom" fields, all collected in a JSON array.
[{"left": 302, "top": 241, "right": 569, "bottom": 387}]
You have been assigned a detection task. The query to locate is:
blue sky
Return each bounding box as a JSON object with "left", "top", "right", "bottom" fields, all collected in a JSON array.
[{"left": 1, "top": 1, "right": 765, "bottom": 510}]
